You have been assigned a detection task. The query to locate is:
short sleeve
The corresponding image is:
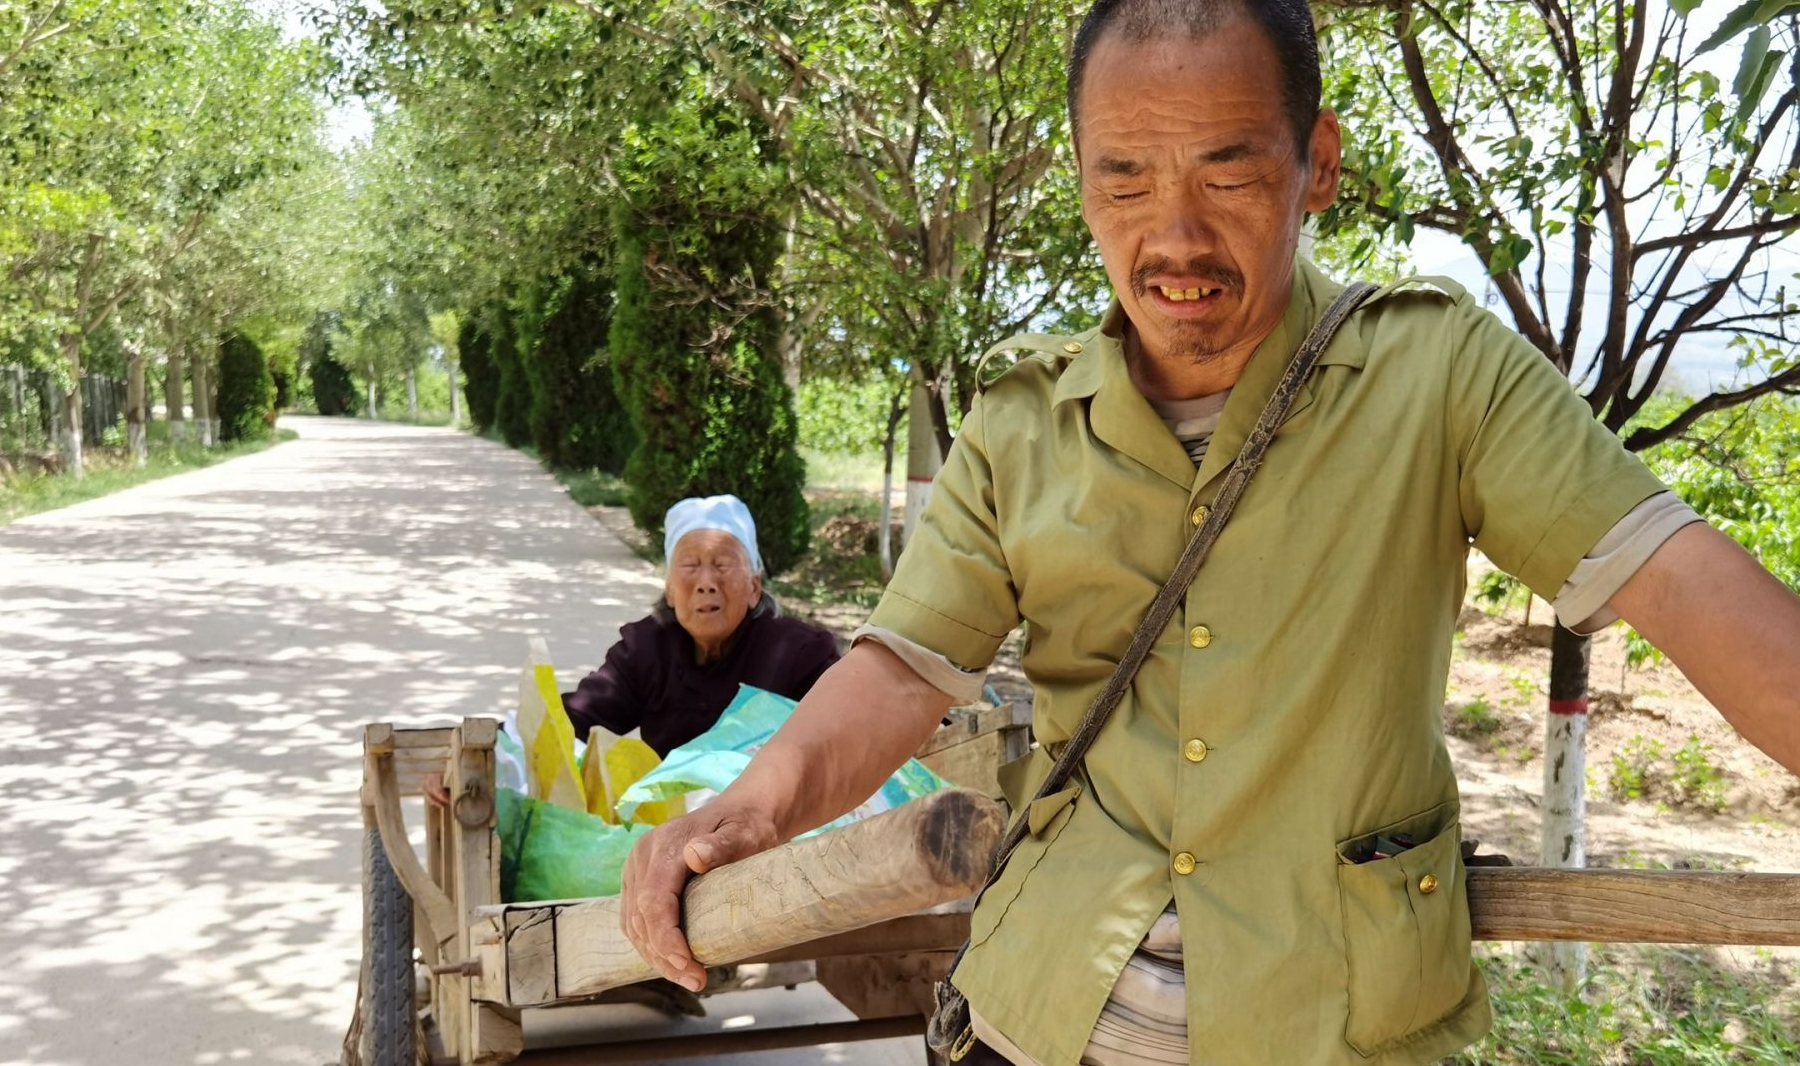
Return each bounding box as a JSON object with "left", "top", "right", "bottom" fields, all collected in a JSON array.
[
  {"left": 866, "top": 395, "right": 1021, "bottom": 669},
  {"left": 1451, "top": 306, "right": 1669, "bottom": 598}
]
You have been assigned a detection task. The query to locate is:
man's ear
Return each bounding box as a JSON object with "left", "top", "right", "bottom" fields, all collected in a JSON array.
[
  {"left": 1303, "top": 109, "right": 1343, "bottom": 213},
  {"left": 751, "top": 574, "right": 764, "bottom": 600}
]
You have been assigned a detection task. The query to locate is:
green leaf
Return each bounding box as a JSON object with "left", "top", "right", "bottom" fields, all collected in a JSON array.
[
  {"left": 1734, "top": 48, "right": 1785, "bottom": 126},
  {"left": 1698, "top": 0, "right": 1800, "bottom": 55},
  {"left": 1734, "top": 25, "right": 1772, "bottom": 99},
  {"left": 1669, "top": 0, "right": 1705, "bottom": 13}
]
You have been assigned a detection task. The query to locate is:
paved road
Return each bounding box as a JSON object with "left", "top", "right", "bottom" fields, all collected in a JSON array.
[{"left": 0, "top": 417, "right": 922, "bottom": 1066}]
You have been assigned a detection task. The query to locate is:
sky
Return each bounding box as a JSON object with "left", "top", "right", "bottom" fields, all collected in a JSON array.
[{"left": 263, "top": 0, "right": 374, "bottom": 150}]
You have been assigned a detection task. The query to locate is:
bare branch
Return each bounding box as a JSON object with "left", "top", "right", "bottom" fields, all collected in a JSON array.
[
  {"left": 1634, "top": 216, "right": 1800, "bottom": 259},
  {"left": 1624, "top": 364, "right": 1800, "bottom": 451}
]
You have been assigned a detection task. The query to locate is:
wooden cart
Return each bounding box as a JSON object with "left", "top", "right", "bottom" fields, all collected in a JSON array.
[
  {"left": 344, "top": 703, "right": 1031, "bottom": 1066},
  {"left": 345, "top": 704, "right": 1800, "bottom": 1066}
]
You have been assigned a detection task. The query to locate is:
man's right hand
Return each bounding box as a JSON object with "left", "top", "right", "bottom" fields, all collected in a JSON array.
[{"left": 618, "top": 797, "right": 782, "bottom": 993}]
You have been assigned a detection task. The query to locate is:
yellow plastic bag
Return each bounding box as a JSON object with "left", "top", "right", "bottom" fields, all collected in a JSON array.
[
  {"left": 582, "top": 734, "right": 683, "bottom": 826},
  {"left": 516, "top": 637, "right": 586, "bottom": 811}
]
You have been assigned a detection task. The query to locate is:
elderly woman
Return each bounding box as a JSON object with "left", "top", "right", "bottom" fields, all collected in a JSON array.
[{"left": 559, "top": 495, "right": 840, "bottom": 757}]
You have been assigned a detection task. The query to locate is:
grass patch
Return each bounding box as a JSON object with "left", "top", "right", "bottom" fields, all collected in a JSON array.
[
  {"left": 1455, "top": 946, "right": 1799, "bottom": 1064},
  {"left": 1449, "top": 697, "right": 1503, "bottom": 738},
  {"left": 800, "top": 447, "right": 896, "bottom": 493},
  {"left": 555, "top": 468, "right": 631, "bottom": 508},
  {"left": 370, "top": 406, "right": 460, "bottom": 427},
  {"left": 1, "top": 431, "right": 295, "bottom": 524},
  {"left": 768, "top": 489, "right": 892, "bottom": 611}
]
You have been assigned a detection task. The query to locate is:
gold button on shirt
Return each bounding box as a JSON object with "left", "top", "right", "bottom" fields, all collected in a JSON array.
[
  {"left": 1172, "top": 852, "right": 1198, "bottom": 876},
  {"left": 1183, "top": 739, "right": 1208, "bottom": 763},
  {"left": 1187, "top": 625, "right": 1213, "bottom": 649},
  {"left": 868, "top": 259, "right": 1668, "bottom": 1066}
]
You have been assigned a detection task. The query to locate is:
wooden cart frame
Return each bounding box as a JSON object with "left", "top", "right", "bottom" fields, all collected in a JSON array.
[
  {"left": 346, "top": 708, "right": 1800, "bottom": 1066},
  {"left": 346, "top": 705, "right": 1030, "bottom": 1066}
]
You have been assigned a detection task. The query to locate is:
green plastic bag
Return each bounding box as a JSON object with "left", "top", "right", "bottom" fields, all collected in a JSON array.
[
  {"left": 615, "top": 684, "right": 951, "bottom": 832},
  {"left": 497, "top": 787, "right": 651, "bottom": 902}
]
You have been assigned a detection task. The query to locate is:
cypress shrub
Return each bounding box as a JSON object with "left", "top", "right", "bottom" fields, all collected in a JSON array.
[
  {"left": 491, "top": 303, "right": 533, "bottom": 448},
  {"left": 310, "top": 354, "right": 357, "bottom": 417},
  {"left": 610, "top": 125, "right": 809, "bottom": 574},
  {"left": 303, "top": 312, "right": 358, "bottom": 417},
  {"left": 217, "top": 330, "right": 276, "bottom": 441},
  {"left": 460, "top": 314, "right": 498, "bottom": 433},
  {"left": 526, "top": 269, "right": 634, "bottom": 474}
]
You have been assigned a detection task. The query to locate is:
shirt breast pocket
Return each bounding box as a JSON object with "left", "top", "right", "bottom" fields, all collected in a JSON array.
[
  {"left": 1334, "top": 802, "right": 1476, "bottom": 1055},
  {"left": 968, "top": 783, "right": 1080, "bottom": 948}
]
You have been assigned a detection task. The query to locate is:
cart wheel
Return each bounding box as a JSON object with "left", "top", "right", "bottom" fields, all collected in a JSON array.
[{"left": 363, "top": 826, "right": 417, "bottom": 1066}]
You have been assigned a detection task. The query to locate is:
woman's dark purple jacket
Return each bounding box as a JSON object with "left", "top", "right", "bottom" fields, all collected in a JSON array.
[{"left": 560, "top": 596, "right": 841, "bottom": 757}]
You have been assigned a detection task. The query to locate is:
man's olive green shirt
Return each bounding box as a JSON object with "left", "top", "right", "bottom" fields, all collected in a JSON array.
[{"left": 867, "top": 262, "right": 1667, "bottom": 1066}]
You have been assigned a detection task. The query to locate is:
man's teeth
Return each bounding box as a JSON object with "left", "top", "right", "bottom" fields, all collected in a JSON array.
[{"left": 1159, "top": 286, "right": 1218, "bottom": 302}]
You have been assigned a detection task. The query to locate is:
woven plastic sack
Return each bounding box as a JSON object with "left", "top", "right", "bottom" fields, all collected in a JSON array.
[
  {"left": 615, "top": 684, "right": 951, "bottom": 831},
  {"left": 515, "top": 637, "right": 586, "bottom": 811},
  {"left": 497, "top": 786, "right": 651, "bottom": 902}
]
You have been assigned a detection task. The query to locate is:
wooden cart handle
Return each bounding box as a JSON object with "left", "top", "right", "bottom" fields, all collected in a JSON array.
[{"left": 500, "top": 787, "right": 1005, "bottom": 1005}]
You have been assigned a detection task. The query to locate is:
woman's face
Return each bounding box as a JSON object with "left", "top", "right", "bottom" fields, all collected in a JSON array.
[{"left": 666, "top": 530, "right": 762, "bottom": 661}]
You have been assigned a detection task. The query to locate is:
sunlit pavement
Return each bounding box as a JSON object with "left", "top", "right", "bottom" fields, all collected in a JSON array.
[{"left": 0, "top": 416, "right": 920, "bottom": 1066}]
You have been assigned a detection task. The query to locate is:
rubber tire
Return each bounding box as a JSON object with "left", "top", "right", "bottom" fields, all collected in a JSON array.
[{"left": 365, "top": 826, "right": 417, "bottom": 1066}]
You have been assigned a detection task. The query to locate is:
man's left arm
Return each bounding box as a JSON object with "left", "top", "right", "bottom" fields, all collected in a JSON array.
[{"left": 1608, "top": 522, "right": 1800, "bottom": 776}]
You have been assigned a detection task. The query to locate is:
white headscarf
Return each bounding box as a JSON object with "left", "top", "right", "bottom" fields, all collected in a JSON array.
[{"left": 662, "top": 494, "right": 763, "bottom": 575}]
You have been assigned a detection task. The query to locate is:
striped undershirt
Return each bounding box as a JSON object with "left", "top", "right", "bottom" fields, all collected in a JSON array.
[{"left": 1147, "top": 389, "right": 1231, "bottom": 466}]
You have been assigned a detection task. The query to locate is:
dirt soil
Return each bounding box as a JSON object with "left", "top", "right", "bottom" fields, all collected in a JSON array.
[{"left": 1446, "top": 599, "right": 1800, "bottom": 875}]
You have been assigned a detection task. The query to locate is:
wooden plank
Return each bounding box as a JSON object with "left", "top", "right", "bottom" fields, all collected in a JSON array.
[
  {"left": 914, "top": 703, "right": 1026, "bottom": 759},
  {"left": 470, "top": 913, "right": 513, "bottom": 1007},
  {"left": 420, "top": 799, "right": 447, "bottom": 965},
  {"left": 512, "top": 1018, "right": 927, "bottom": 1065},
  {"left": 469, "top": 1005, "right": 523, "bottom": 1066},
  {"left": 1468, "top": 867, "right": 1800, "bottom": 945},
  {"left": 394, "top": 751, "right": 452, "bottom": 795},
  {"left": 446, "top": 719, "right": 522, "bottom": 1065},
  {"left": 745, "top": 912, "right": 974, "bottom": 964},
  {"left": 919, "top": 728, "right": 1028, "bottom": 800},
  {"left": 504, "top": 909, "right": 557, "bottom": 1006},
  {"left": 392, "top": 726, "right": 456, "bottom": 751},
  {"left": 505, "top": 788, "right": 1004, "bottom": 1006},
  {"left": 816, "top": 951, "right": 955, "bottom": 1019}
]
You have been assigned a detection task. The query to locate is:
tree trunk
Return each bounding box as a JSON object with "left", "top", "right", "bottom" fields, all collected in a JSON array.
[
  {"left": 1540, "top": 624, "right": 1592, "bottom": 990},
  {"left": 775, "top": 206, "right": 804, "bottom": 392},
  {"left": 448, "top": 358, "right": 461, "bottom": 426},
  {"left": 165, "top": 324, "right": 188, "bottom": 444},
  {"left": 366, "top": 368, "right": 377, "bottom": 420},
  {"left": 902, "top": 365, "right": 943, "bottom": 547},
  {"left": 193, "top": 354, "right": 214, "bottom": 446},
  {"left": 58, "top": 332, "right": 85, "bottom": 478},
  {"left": 406, "top": 365, "right": 417, "bottom": 421},
  {"left": 126, "top": 342, "right": 147, "bottom": 467},
  {"left": 879, "top": 391, "right": 906, "bottom": 580}
]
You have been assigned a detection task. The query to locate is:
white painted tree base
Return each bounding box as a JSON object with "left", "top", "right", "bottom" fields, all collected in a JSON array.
[{"left": 1540, "top": 711, "right": 1589, "bottom": 990}]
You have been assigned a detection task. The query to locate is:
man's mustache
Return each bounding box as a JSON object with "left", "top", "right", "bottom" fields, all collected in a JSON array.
[{"left": 1130, "top": 258, "right": 1244, "bottom": 299}]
